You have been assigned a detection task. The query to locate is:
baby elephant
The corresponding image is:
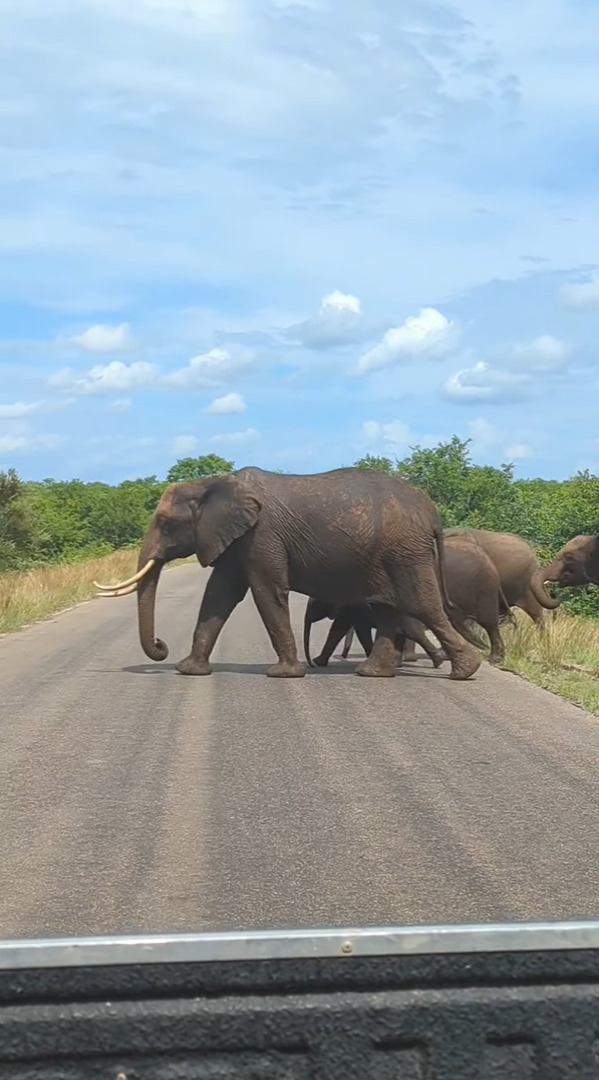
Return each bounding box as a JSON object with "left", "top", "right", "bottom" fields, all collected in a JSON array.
[
  {"left": 303, "top": 599, "right": 445, "bottom": 669},
  {"left": 304, "top": 535, "right": 511, "bottom": 669}
]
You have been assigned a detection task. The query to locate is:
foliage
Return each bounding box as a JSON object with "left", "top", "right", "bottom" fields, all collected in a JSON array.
[
  {"left": 352, "top": 454, "right": 395, "bottom": 473},
  {"left": 2, "top": 439, "right": 599, "bottom": 617},
  {"left": 166, "top": 454, "right": 234, "bottom": 482},
  {"left": 0, "top": 469, "right": 46, "bottom": 569}
]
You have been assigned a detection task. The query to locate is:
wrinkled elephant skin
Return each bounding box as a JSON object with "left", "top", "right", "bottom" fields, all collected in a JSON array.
[{"left": 98, "top": 467, "right": 482, "bottom": 681}]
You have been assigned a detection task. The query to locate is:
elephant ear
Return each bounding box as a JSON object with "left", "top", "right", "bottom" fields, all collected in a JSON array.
[{"left": 195, "top": 478, "right": 262, "bottom": 567}]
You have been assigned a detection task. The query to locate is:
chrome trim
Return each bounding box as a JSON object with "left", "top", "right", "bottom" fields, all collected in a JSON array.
[{"left": 1, "top": 920, "right": 599, "bottom": 969}]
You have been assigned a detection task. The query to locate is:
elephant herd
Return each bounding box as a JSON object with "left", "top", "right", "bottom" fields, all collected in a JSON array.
[{"left": 94, "top": 465, "right": 599, "bottom": 682}]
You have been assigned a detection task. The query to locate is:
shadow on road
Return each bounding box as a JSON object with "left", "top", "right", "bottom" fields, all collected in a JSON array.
[{"left": 119, "top": 657, "right": 446, "bottom": 678}]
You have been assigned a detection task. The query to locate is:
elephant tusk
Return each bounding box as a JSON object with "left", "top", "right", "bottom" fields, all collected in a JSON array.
[
  {"left": 97, "top": 582, "right": 139, "bottom": 597},
  {"left": 93, "top": 558, "right": 156, "bottom": 592}
]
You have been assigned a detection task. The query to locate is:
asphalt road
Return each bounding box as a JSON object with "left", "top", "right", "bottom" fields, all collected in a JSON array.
[{"left": 1, "top": 563, "right": 599, "bottom": 940}]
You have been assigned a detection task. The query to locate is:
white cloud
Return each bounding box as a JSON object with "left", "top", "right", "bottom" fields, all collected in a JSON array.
[
  {"left": 3, "top": 0, "right": 599, "bottom": 483},
  {"left": 468, "top": 418, "right": 500, "bottom": 450},
  {"left": 445, "top": 361, "right": 533, "bottom": 403},
  {"left": 60, "top": 323, "right": 134, "bottom": 352},
  {"left": 49, "top": 360, "right": 157, "bottom": 395},
  {"left": 108, "top": 398, "right": 132, "bottom": 412},
  {"left": 286, "top": 290, "right": 364, "bottom": 349},
  {"left": 505, "top": 443, "right": 533, "bottom": 460},
  {"left": 509, "top": 334, "right": 570, "bottom": 371},
  {"left": 171, "top": 435, "right": 199, "bottom": 456},
  {"left": 0, "top": 434, "right": 65, "bottom": 453},
  {"left": 165, "top": 348, "right": 253, "bottom": 388},
  {"left": 361, "top": 419, "right": 412, "bottom": 450},
  {"left": 559, "top": 277, "right": 599, "bottom": 310},
  {"left": 356, "top": 308, "right": 458, "bottom": 375},
  {"left": 210, "top": 427, "right": 260, "bottom": 444},
  {"left": 204, "top": 391, "right": 246, "bottom": 414},
  {"left": 0, "top": 435, "right": 33, "bottom": 452},
  {"left": 48, "top": 349, "right": 256, "bottom": 399},
  {"left": 0, "top": 400, "right": 45, "bottom": 419}
]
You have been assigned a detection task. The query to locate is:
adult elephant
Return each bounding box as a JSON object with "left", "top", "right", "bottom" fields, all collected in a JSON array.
[
  {"left": 305, "top": 533, "right": 510, "bottom": 669},
  {"left": 531, "top": 534, "right": 599, "bottom": 592},
  {"left": 95, "top": 467, "right": 480, "bottom": 681}
]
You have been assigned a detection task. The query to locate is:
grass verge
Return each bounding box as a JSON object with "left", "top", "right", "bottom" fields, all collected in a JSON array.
[
  {"left": 0, "top": 550, "right": 196, "bottom": 635},
  {"left": 501, "top": 609, "right": 599, "bottom": 715}
]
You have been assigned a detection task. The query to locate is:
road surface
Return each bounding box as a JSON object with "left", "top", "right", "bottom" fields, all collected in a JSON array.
[{"left": 1, "top": 563, "right": 599, "bottom": 939}]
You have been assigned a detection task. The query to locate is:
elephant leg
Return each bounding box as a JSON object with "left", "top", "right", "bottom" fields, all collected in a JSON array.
[
  {"left": 401, "top": 638, "right": 419, "bottom": 662},
  {"left": 394, "top": 630, "right": 407, "bottom": 664},
  {"left": 393, "top": 562, "right": 480, "bottom": 681},
  {"left": 340, "top": 627, "right": 354, "bottom": 658},
  {"left": 400, "top": 617, "right": 445, "bottom": 668},
  {"left": 453, "top": 608, "right": 505, "bottom": 667},
  {"left": 353, "top": 615, "right": 374, "bottom": 658},
  {"left": 250, "top": 577, "right": 305, "bottom": 678},
  {"left": 484, "top": 621, "right": 505, "bottom": 666},
  {"left": 176, "top": 567, "right": 248, "bottom": 675},
  {"left": 355, "top": 604, "right": 399, "bottom": 677},
  {"left": 313, "top": 614, "right": 353, "bottom": 667}
]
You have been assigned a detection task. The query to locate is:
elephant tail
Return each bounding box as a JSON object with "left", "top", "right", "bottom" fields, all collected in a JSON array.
[
  {"left": 434, "top": 525, "right": 455, "bottom": 613},
  {"left": 303, "top": 598, "right": 316, "bottom": 667}
]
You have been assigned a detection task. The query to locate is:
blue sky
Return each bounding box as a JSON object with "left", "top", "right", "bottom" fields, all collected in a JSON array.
[{"left": 2, "top": 0, "right": 599, "bottom": 483}]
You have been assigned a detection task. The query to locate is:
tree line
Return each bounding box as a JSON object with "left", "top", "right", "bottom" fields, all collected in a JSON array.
[{"left": 1, "top": 439, "right": 598, "bottom": 616}]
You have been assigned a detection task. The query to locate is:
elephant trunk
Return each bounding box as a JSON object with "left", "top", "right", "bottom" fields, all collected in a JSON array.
[
  {"left": 303, "top": 599, "right": 316, "bottom": 667},
  {"left": 530, "top": 563, "right": 561, "bottom": 609},
  {"left": 136, "top": 540, "right": 169, "bottom": 661}
]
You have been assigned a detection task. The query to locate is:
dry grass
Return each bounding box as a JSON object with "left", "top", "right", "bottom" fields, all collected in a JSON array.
[
  {"left": 0, "top": 550, "right": 195, "bottom": 635},
  {"left": 501, "top": 609, "right": 599, "bottom": 715}
]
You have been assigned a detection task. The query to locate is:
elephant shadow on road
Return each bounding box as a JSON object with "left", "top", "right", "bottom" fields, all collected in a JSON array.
[{"left": 120, "top": 656, "right": 447, "bottom": 678}]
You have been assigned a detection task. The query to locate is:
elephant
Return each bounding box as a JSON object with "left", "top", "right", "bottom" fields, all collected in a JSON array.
[
  {"left": 442, "top": 528, "right": 559, "bottom": 624},
  {"left": 532, "top": 534, "right": 599, "bottom": 592},
  {"left": 303, "top": 598, "right": 445, "bottom": 670},
  {"left": 396, "top": 526, "right": 558, "bottom": 664},
  {"left": 95, "top": 466, "right": 481, "bottom": 681},
  {"left": 304, "top": 534, "right": 511, "bottom": 669}
]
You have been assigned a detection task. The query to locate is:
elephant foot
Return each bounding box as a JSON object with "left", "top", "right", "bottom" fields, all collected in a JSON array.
[
  {"left": 431, "top": 648, "right": 446, "bottom": 669},
  {"left": 267, "top": 659, "right": 306, "bottom": 678},
  {"left": 355, "top": 657, "right": 396, "bottom": 678},
  {"left": 313, "top": 653, "right": 329, "bottom": 667},
  {"left": 489, "top": 650, "right": 506, "bottom": 667},
  {"left": 176, "top": 655, "right": 212, "bottom": 676},
  {"left": 448, "top": 645, "right": 481, "bottom": 681}
]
